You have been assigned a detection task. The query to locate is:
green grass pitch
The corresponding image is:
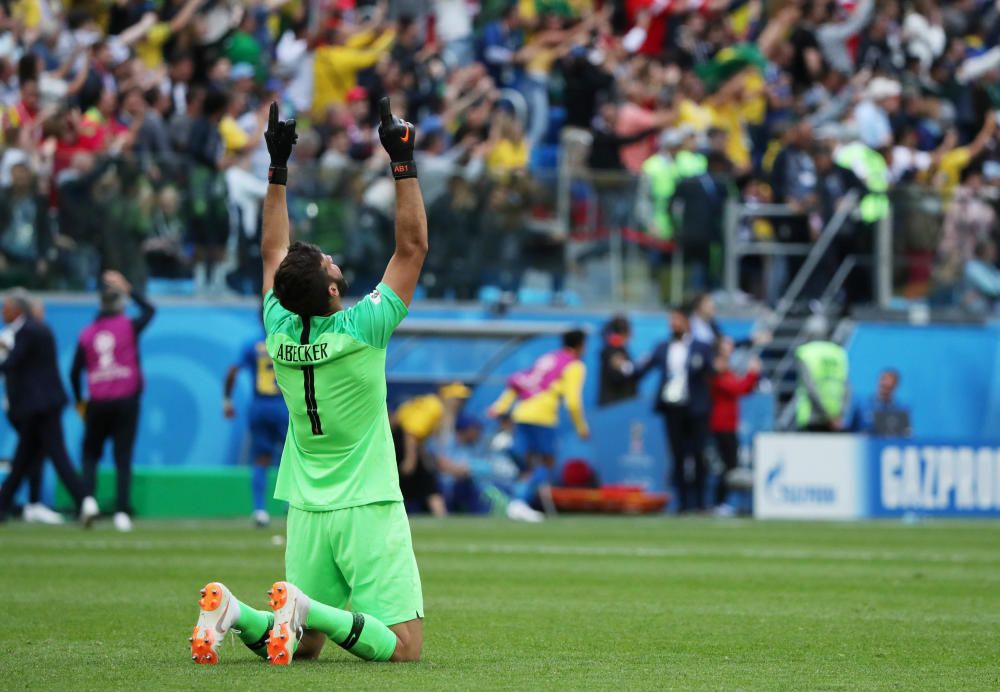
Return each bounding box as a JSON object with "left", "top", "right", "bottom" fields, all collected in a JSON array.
[{"left": 2, "top": 516, "right": 998, "bottom": 689}]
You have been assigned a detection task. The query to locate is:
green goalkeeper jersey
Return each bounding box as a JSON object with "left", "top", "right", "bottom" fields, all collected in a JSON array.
[{"left": 263, "top": 282, "right": 407, "bottom": 511}]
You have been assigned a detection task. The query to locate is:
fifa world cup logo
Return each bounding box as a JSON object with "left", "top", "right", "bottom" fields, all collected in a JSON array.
[
  {"left": 95, "top": 330, "right": 118, "bottom": 371},
  {"left": 519, "top": 353, "right": 556, "bottom": 391},
  {"left": 629, "top": 421, "right": 644, "bottom": 455}
]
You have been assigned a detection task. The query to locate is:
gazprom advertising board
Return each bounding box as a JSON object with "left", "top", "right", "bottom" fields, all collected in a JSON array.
[
  {"left": 754, "top": 435, "right": 867, "bottom": 519},
  {"left": 870, "top": 441, "right": 1000, "bottom": 517},
  {"left": 754, "top": 434, "right": 1000, "bottom": 519}
]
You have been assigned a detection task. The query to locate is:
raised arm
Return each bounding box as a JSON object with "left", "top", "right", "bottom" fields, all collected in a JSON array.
[
  {"left": 966, "top": 111, "right": 997, "bottom": 161},
  {"left": 130, "top": 289, "right": 156, "bottom": 334},
  {"left": 377, "top": 98, "right": 428, "bottom": 306},
  {"left": 167, "top": 0, "right": 204, "bottom": 34},
  {"left": 117, "top": 12, "right": 158, "bottom": 47},
  {"left": 261, "top": 103, "right": 298, "bottom": 295},
  {"left": 103, "top": 270, "right": 156, "bottom": 335},
  {"left": 817, "top": 0, "right": 874, "bottom": 43}
]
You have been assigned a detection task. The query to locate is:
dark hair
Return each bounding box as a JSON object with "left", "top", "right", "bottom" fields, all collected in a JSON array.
[
  {"left": 273, "top": 242, "right": 334, "bottom": 317},
  {"left": 292, "top": 12, "right": 310, "bottom": 35},
  {"left": 706, "top": 151, "right": 730, "bottom": 171},
  {"left": 17, "top": 54, "right": 38, "bottom": 84},
  {"left": 119, "top": 85, "right": 143, "bottom": 109},
  {"left": 203, "top": 89, "right": 229, "bottom": 119},
  {"left": 100, "top": 286, "right": 126, "bottom": 313},
  {"left": 604, "top": 315, "right": 630, "bottom": 336},
  {"left": 563, "top": 328, "right": 587, "bottom": 350},
  {"left": 810, "top": 141, "right": 832, "bottom": 157},
  {"left": 67, "top": 9, "right": 92, "bottom": 30},
  {"left": 169, "top": 49, "right": 194, "bottom": 66},
  {"left": 882, "top": 368, "right": 901, "bottom": 383},
  {"left": 960, "top": 163, "right": 983, "bottom": 184}
]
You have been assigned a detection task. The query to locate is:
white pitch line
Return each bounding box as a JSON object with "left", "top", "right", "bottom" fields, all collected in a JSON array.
[
  {"left": 415, "top": 541, "right": 1000, "bottom": 565},
  {"left": 4, "top": 536, "right": 998, "bottom": 566}
]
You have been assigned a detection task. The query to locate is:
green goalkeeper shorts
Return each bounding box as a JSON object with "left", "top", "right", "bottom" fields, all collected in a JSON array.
[{"left": 284, "top": 501, "right": 424, "bottom": 626}]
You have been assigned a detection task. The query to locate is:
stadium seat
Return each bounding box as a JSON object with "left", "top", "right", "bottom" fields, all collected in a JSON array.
[
  {"left": 477, "top": 285, "right": 503, "bottom": 304},
  {"left": 544, "top": 106, "right": 567, "bottom": 145},
  {"left": 146, "top": 278, "right": 196, "bottom": 297},
  {"left": 529, "top": 144, "right": 560, "bottom": 173}
]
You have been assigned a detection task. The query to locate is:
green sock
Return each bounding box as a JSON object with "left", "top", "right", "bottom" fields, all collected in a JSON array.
[
  {"left": 305, "top": 600, "right": 398, "bottom": 662},
  {"left": 234, "top": 599, "right": 274, "bottom": 659}
]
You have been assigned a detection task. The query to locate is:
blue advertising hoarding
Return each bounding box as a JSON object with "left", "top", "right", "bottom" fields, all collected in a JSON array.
[
  {"left": 4, "top": 297, "right": 763, "bottom": 508},
  {"left": 869, "top": 440, "right": 1000, "bottom": 518},
  {"left": 755, "top": 434, "right": 1000, "bottom": 519}
]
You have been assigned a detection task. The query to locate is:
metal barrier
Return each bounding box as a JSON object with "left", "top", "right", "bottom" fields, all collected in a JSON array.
[{"left": 0, "top": 150, "right": 966, "bottom": 311}]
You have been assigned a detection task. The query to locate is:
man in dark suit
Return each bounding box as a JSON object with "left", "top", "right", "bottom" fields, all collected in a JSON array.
[
  {"left": 0, "top": 289, "right": 99, "bottom": 524},
  {"left": 669, "top": 152, "right": 732, "bottom": 294},
  {"left": 636, "top": 308, "right": 715, "bottom": 512}
]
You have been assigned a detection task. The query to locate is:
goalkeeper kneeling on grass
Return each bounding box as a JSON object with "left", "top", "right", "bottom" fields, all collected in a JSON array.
[{"left": 189, "top": 99, "right": 426, "bottom": 665}]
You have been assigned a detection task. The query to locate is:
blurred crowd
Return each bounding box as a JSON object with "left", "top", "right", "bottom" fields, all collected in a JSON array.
[{"left": 1, "top": 0, "right": 1000, "bottom": 310}]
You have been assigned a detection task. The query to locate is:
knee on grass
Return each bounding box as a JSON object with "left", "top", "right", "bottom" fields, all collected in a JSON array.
[
  {"left": 388, "top": 625, "right": 422, "bottom": 662},
  {"left": 389, "top": 641, "right": 421, "bottom": 662}
]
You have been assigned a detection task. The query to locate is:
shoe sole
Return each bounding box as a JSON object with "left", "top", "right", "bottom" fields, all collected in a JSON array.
[
  {"left": 266, "top": 581, "right": 302, "bottom": 665},
  {"left": 190, "top": 582, "right": 232, "bottom": 664}
]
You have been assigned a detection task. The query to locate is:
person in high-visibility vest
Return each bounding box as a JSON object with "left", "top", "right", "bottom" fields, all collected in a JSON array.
[
  {"left": 834, "top": 140, "right": 889, "bottom": 224},
  {"left": 638, "top": 128, "right": 707, "bottom": 303},
  {"left": 638, "top": 126, "right": 706, "bottom": 241},
  {"left": 834, "top": 137, "right": 890, "bottom": 306},
  {"left": 794, "top": 315, "right": 850, "bottom": 432}
]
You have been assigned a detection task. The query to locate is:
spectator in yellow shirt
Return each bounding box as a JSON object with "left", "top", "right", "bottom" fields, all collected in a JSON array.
[
  {"left": 218, "top": 91, "right": 268, "bottom": 159},
  {"left": 676, "top": 70, "right": 758, "bottom": 176},
  {"left": 933, "top": 114, "right": 997, "bottom": 198},
  {"left": 312, "top": 25, "right": 396, "bottom": 119},
  {"left": 485, "top": 111, "right": 530, "bottom": 178},
  {"left": 114, "top": 0, "right": 203, "bottom": 70},
  {"left": 489, "top": 329, "right": 589, "bottom": 511},
  {"left": 391, "top": 382, "right": 472, "bottom": 516}
]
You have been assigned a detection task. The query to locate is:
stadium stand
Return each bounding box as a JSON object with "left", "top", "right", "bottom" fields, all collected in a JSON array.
[{"left": 0, "top": 0, "right": 998, "bottom": 313}]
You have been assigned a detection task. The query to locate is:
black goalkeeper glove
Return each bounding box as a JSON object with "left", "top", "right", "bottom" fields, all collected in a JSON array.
[
  {"left": 377, "top": 97, "right": 417, "bottom": 180},
  {"left": 264, "top": 102, "right": 297, "bottom": 186}
]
